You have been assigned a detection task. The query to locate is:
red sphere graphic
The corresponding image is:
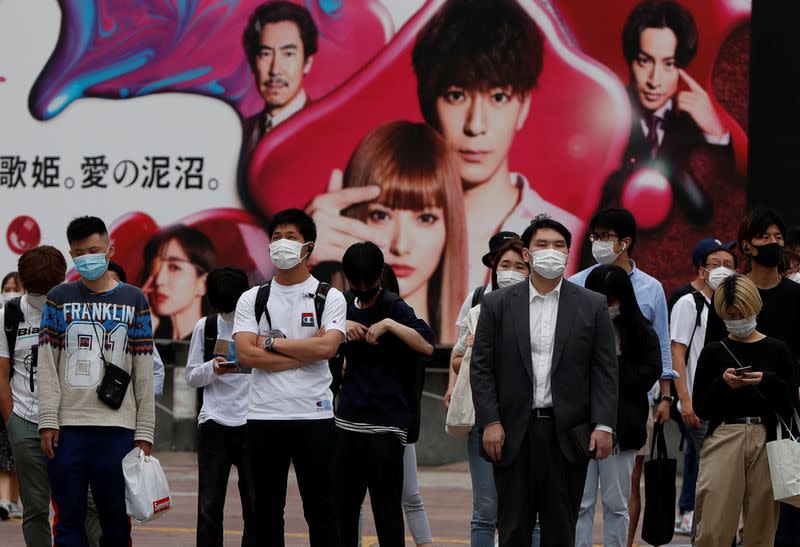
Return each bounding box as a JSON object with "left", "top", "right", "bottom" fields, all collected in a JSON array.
[
  {"left": 7, "top": 216, "right": 41, "bottom": 254},
  {"left": 621, "top": 169, "right": 673, "bottom": 230}
]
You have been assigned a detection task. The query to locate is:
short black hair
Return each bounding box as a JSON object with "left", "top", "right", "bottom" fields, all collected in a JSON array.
[
  {"left": 622, "top": 0, "right": 698, "bottom": 68},
  {"left": 268, "top": 208, "right": 317, "bottom": 244},
  {"left": 342, "top": 242, "right": 384, "bottom": 287},
  {"left": 589, "top": 208, "right": 638, "bottom": 254},
  {"left": 412, "top": 0, "right": 544, "bottom": 128},
  {"left": 242, "top": 1, "right": 318, "bottom": 66},
  {"left": 738, "top": 208, "right": 787, "bottom": 254},
  {"left": 381, "top": 263, "right": 400, "bottom": 294},
  {"left": 66, "top": 216, "right": 108, "bottom": 244},
  {"left": 206, "top": 267, "right": 250, "bottom": 314},
  {"left": 107, "top": 261, "right": 127, "bottom": 283},
  {"left": 521, "top": 214, "right": 572, "bottom": 249}
]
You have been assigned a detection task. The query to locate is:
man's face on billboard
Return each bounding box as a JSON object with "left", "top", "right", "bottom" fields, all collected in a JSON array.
[
  {"left": 631, "top": 27, "right": 680, "bottom": 112},
  {"left": 254, "top": 21, "right": 312, "bottom": 111},
  {"left": 435, "top": 87, "right": 530, "bottom": 189}
]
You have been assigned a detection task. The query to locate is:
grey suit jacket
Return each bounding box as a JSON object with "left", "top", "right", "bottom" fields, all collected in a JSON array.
[{"left": 470, "top": 278, "right": 618, "bottom": 466}]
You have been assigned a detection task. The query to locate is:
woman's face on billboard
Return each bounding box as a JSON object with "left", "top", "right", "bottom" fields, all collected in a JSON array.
[
  {"left": 148, "top": 238, "right": 206, "bottom": 317},
  {"left": 435, "top": 87, "right": 530, "bottom": 189},
  {"left": 365, "top": 202, "right": 445, "bottom": 299}
]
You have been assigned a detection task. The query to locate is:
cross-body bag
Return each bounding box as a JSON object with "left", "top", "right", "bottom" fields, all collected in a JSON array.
[
  {"left": 446, "top": 305, "right": 480, "bottom": 438},
  {"left": 720, "top": 340, "right": 800, "bottom": 507}
]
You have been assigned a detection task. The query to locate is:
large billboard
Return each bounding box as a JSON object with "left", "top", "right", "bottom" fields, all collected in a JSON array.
[{"left": 0, "top": 0, "right": 750, "bottom": 344}]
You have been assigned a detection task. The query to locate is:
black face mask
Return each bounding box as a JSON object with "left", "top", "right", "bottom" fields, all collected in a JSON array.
[
  {"left": 751, "top": 242, "right": 783, "bottom": 268},
  {"left": 351, "top": 285, "right": 381, "bottom": 302}
]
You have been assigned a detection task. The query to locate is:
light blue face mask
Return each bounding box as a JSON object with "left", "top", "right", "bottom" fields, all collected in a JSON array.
[{"left": 74, "top": 250, "right": 110, "bottom": 281}]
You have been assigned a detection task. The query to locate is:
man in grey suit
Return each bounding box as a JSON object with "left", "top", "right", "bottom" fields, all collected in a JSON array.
[{"left": 471, "top": 214, "right": 618, "bottom": 546}]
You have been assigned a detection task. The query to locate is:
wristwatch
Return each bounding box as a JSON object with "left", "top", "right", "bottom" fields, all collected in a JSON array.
[
  {"left": 263, "top": 336, "right": 275, "bottom": 352},
  {"left": 657, "top": 395, "right": 675, "bottom": 405}
]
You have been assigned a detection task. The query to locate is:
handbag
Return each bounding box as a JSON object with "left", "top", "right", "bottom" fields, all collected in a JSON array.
[
  {"left": 766, "top": 409, "right": 800, "bottom": 507},
  {"left": 446, "top": 306, "right": 480, "bottom": 438},
  {"left": 641, "top": 421, "right": 676, "bottom": 546},
  {"left": 122, "top": 447, "right": 172, "bottom": 523}
]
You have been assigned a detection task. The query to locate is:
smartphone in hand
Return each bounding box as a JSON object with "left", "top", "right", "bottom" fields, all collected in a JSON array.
[
  {"left": 733, "top": 365, "right": 753, "bottom": 376},
  {"left": 217, "top": 360, "right": 239, "bottom": 370}
]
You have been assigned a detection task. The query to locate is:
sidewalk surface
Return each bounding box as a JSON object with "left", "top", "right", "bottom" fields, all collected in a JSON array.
[{"left": 0, "top": 452, "right": 693, "bottom": 546}]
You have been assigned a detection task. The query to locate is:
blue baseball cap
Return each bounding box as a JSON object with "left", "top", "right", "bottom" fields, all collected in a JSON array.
[{"left": 692, "top": 238, "right": 736, "bottom": 267}]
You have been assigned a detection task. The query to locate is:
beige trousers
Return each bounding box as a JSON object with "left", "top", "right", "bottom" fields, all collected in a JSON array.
[{"left": 695, "top": 423, "right": 779, "bottom": 547}]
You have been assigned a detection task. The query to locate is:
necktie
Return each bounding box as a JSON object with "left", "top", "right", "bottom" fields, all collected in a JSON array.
[
  {"left": 645, "top": 113, "right": 661, "bottom": 158},
  {"left": 262, "top": 113, "right": 273, "bottom": 135}
]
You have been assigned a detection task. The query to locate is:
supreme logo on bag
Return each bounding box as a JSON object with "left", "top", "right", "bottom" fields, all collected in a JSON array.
[{"left": 153, "top": 497, "right": 171, "bottom": 514}]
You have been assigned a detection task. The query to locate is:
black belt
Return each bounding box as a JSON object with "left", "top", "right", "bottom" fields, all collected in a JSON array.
[
  {"left": 725, "top": 416, "right": 762, "bottom": 425},
  {"left": 532, "top": 407, "right": 554, "bottom": 418}
]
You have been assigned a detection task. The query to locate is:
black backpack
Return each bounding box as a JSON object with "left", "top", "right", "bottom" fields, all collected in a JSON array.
[
  {"left": 202, "top": 313, "right": 220, "bottom": 362},
  {"left": 344, "top": 289, "right": 428, "bottom": 444},
  {"left": 252, "top": 281, "right": 345, "bottom": 399},
  {"left": 3, "top": 297, "right": 24, "bottom": 380},
  {"left": 471, "top": 285, "right": 487, "bottom": 307}
]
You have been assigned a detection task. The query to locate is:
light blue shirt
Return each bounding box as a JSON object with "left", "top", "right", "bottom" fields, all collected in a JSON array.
[{"left": 569, "top": 260, "right": 677, "bottom": 380}]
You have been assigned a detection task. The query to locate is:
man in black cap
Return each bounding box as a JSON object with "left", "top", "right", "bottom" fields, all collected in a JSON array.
[
  {"left": 444, "top": 231, "right": 519, "bottom": 409},
  {"left": 668, "top": 237, "right": 736, "bottom": 313}
]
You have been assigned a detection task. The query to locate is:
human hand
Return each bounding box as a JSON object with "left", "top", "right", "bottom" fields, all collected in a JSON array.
[
  {"left": 212, "top": 357, "right": 236, "bottom": 375},
  {"left": 465, "top": 335, "right": 475, "bottom": 349},
  {"left": 40, "top": 428, "right": 59, "bottom": 459},
  {"left": 346, "top": 320, "right": 367, "bottom": 342},
  {"left": 677, "top": 69, "right": 726, "bottom": 138},
  {"left": 723, "top": 368, "right": 762, "bottom": 389},
  {"left": 134, "top": 440, "right": 154, "bottom": 456},
  {"left": 443, "top": 386, "right": 453, "bottom": 410},
  {"left": 366, "top": 319, "right": 393, "bottom": 345},
  {"left": 483, "top": 423, "right": 505, "bottom": 462},
  {"left": 679, "top": 399, "right": 701, "bottom": 429},
  {"left": 590, "top": 430, "right": 613, "bottom": 460},
  {"left": 654, "top": 400, "right": 671, "bottom": 424},
  {"left": 305, "top": 169, "right": 384, "bottom": 266}
]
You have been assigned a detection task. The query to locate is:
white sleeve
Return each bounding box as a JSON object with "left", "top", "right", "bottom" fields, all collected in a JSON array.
[
  {"left": 152, "top": 345, "right": 165, "bottom": 396},
  {"left": 185, "top": 318, "right": 216, "bottom": 388},
  {"left": 321, "top": 288, "right": 347, "bottom": 336},
  {"left": 670, "top": 295, "right": 697, "bottom": 346},
  {"left": 232, "top": 287, "right": 260, "bottom": 337},
  {"left": 0, "top": 312, "right": 8, "bottom": 359},
  {"left": 455, "top": 292, "right": 472, "bottom": 328}
]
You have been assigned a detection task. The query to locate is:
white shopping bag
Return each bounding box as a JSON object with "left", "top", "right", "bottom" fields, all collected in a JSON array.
[
  {"left": 446, "top": 306, "right": 480, "bottom": 438},
  {"left": 767, "top": 410, "right": 800, "bottom": 508},
  {"left": 122, "top": 447, "right": 173, "bottom": 522}
]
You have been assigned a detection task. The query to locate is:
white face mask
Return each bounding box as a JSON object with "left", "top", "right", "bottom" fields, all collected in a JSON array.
[
  {"left": 529, "top": 249, "right": 567, "bottom": 280},
  {"left": 496, "top": 270, "right": 527, "bottom": 289},
  {"left": 592, "top": 241, "right": 625, "bottom": 265},
  {"left": 269, "top": 239, "right": 310, "bottom": 270},
  {"left": 788, "top": 272, "right": 800, "bottom": 285},
  {"left": 1, "top": 292, "right": 23, "bottom": 304},
  {"left": 706, "top": 266, "right": 736, "bottom": 291},
  {"left": 608, "top": 304, "right": 621, "bottom": 319},
  {"left": 724, "top": 316, "right": 757, "bottom": 338}
]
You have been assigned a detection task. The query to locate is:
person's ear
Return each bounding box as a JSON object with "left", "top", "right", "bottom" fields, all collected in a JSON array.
[
  {"left": 516, "top": 94, "right": 532, "bottom": 131},
  {"left": 303, "top": 55, "right": 314, "bottom": 75},
  {"left": 197, "top": 272, "right": 208, "bottom": 296},
  {"left": 107, "top": 243, "right": 115, "bottom": 260},
  {"left": 522, "top": 247, "right": 531, "bottom": 263}
]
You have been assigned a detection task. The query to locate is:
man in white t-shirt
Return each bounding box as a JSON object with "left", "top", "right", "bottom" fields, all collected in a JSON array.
[
  {"left": 233, "top": 209, "right": 346, "bottom": 546},
  {"left": 186, "top": 267, "right": 256, "bottom": 547},
  {"left": 670, "top": 242, "right": 736, "bottom": 534},
  {"left": 0, "top": 246, "right": 66, "bottom": 544}
]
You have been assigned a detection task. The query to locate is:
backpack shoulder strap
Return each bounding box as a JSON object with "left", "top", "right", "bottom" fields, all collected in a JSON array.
[
  {"left": 254, "top": 282, "right": 272, "bottom": 329},
  {"left": 471, "top": 285, "right": 487, "bottom": 307},
  {"left": 203, "top": 314, "right": 218, "bottom": 362},
  {"left": 691, "top": 291, "right": 707, "bottom": 328},
  {"left": 314, "top": 282, "right": 332, "bottom": 329},
  {"left": 4, "top": 297, "right": 23, "bottom": 379}
]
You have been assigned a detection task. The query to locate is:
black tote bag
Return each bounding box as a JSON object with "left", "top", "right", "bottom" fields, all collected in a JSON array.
[{"left": 642, "top": 422, "right": 676, "bottom": 545}]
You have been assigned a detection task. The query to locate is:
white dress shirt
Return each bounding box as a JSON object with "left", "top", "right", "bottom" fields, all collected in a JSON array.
[
  {"left": 640, "top": 99, "right": 730, "bottom": 146},
  {"left": 528, "top": 279, "right": 612, "bottom": 434}
]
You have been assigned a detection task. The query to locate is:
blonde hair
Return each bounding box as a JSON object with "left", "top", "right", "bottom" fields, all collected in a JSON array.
[
  {"left": 713, "top": 274, "right": 762, "bottom": 319},
  {"left": 342, "top": 121, "right": 467, "bottom": 342}
]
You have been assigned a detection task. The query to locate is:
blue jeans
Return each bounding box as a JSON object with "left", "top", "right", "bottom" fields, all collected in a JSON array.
[{"left": 467, "top": 428, "right": 539, "bottom": 547}]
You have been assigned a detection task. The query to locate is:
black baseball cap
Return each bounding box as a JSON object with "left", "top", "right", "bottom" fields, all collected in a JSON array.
[{"left": 482, "top": 231, "right": 520, "bottom": 268}]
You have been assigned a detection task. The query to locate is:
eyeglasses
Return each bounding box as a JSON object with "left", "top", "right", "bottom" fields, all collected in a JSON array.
[
  {"left": 705, "top": 261, "right": 735, "bottom": 270},
  {"left": 588, "top": 232, "right": 620, "bottom": 242}
]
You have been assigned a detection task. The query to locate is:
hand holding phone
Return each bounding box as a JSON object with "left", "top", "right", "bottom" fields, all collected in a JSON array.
[
  {"left": 733, "top": 365, "right": 752, "bottom": 376},
  {"left": 217, "top": 360, "right": 238, "bottom": 369}
]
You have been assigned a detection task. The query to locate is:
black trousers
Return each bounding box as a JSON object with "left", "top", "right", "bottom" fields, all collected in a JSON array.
[
  {"left": 197, "top": 420, "right": 257, "bottom": 547},
  {"left": 246, "top": 419, "right": 339, "bottom": 547},
  {"left": 334, "top": 429, "right": 405, "bottom": 547},
  {"left": 493, "top": 413, "right": 589, "bottom": 547}
]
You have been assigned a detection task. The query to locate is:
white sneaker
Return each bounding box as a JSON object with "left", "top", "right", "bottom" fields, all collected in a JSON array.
[
  {"left": 674, "top": 510, "right": 693, "bottom": 534},
  {"left": 8, "top": 502, "right": 22, "bottom": 519}
]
